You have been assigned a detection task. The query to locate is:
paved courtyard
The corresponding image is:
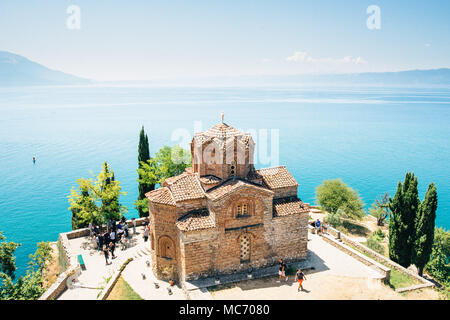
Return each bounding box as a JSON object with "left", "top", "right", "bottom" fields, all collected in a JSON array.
[
  {"left": 57, "top": 229, "right": 392, "bottom": 300},
  {"left": 209, "top": 233, "right": 398, "bottom": 300}
]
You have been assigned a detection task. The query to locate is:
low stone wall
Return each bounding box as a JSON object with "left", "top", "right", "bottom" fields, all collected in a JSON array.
[
  {"left": 39, "top": 266, "right": 77, "bottom": 300},
  {"left": 321, "top": 225, "right": 435, "bottom": 291},
  {"left": 320, "top": 233, "right": 391, "bottom": 281},
  {"left": 39, "top": 217, "right": 147, "bottom": 300},
  {"left": 98, "top": 258, "right": 134, "bottom": 300}
]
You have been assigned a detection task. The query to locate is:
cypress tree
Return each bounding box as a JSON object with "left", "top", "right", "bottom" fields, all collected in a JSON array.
[
  {"left": 389, "top": 172, "right": 420, "bottom": 267},
  {"left": 413, "top": 183, "right": 438, "bottom": 276},
  {"left": 137, "top": 126, "right": 154, "bottom": 217}
]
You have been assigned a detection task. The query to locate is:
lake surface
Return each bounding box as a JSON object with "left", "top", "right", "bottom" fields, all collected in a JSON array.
[{"left": 0, "top": 84, "right": 449, "bottom": 276}]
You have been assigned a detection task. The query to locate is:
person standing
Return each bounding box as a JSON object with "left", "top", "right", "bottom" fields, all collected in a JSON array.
[
  {"left": 98, "top": 231, "right": 104, "bottom": 251},
  {"left": 277, "top": 259, "right": 288, "bottom": 282},
  {"left": 143, "top": 226, "right": 149, "bottom": 242},
  {"left": 109, "top": 241, "right": 116, "bottom": 259},
  {"left": 295, "top": 269, "right": 307, "bottom": 291},
  {"left": 88, "top": 222, "right": 93, "bottom": 237},
  {"left": 315, "top": 219, "right": 321, "bottom": 234},
  {"left": 110, "top": 229, "right": 116, "bottom": 244},
  {"left": 132, "top": 218, "right": 136, "bottom": 235},
  {"left": 103, "top": 245, "right": 110, "bottom": 265}
]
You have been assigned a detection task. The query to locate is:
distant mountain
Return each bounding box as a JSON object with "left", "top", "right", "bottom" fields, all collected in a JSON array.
[
  {"left": 178, "top": 69, "right": 450, "bottom": 87},
  {"left": 0, "top": 51, "right": 90, "bottom": 86}
]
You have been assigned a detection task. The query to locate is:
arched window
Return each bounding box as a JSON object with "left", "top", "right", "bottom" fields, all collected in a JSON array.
[
  {"left": 159, "top": 236, "right": 175, "bottom": 260},
  {"left": 237, "top": 203, "right": 249, "bottom": 217},
  {"left": 240, "top": 234, "right": 251, "bottom": 262}
]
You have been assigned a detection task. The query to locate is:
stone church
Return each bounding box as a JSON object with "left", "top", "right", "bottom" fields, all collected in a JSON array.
[{"left": 145, "top": 121, "right": 310, "bottom": 281}]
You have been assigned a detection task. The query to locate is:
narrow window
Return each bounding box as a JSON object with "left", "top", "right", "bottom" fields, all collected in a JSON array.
[{"left": 240, "top": 235, "right": 251, "bottom": 262}]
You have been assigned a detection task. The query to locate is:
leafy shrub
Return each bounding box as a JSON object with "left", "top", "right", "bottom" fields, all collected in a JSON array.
[
  {"left": 366, "top": 234, "right": 385, "bottom": 255},
  {"left": 325, "top": 210, "right": 343, "bottom": 228}
]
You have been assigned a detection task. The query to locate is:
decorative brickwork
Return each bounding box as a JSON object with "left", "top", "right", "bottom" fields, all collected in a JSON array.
[{"left": 146, "top": 121, "right": 310, "bottom": 281}]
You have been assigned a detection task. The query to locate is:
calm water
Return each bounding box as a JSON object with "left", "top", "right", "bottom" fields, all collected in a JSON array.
[{"left": 0, "top": 85, "right": 449, "bottom": 276}]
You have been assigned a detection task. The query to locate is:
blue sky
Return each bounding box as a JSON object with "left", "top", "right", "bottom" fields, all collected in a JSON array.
[{"left": 0, "top": 0, "right": 449, "bottom": 80}]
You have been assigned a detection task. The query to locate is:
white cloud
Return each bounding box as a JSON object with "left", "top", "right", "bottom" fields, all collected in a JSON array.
[
  {"left": 425, "top": 43, "right": 431, "bottom": 47},
  {"left": 286, "top": 51, "right": 367, "bottom": 65}
]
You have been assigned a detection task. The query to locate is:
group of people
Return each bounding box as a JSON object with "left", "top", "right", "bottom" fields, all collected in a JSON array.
[
  {"left": 277, "top": 258, "right": 307, "bottom": 292},
  {"left": 88, "top": 217, "right": 140, "bottom": 265},
  {"left": 313, "top": 218, "right": 328, "bottom": 235}
]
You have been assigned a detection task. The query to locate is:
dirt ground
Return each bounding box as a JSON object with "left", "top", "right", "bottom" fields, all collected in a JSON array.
[
  {"left": 209, "top": 271, "right": 441, "bottom": 300},
  {"left": 42, "top": 242, "right": 61, "bottom": 289}
]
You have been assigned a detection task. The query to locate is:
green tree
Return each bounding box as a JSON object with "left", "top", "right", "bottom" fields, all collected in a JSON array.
[
  {"left": 369, "top": 193, "right": 391, "bottom": 226},
  {"left": 425, "top": 227, "right": 449, "bottom": 286},
  {"left": 136, "top": 145, "right": 191, "bottom": 215},
  {"left": 136, "top": 126, "right": 154, "bottom": 217},
  {"left": 68, "top": 162, "right": 127, "bottom": 229},
  {"left": 0, "top": 236, "right": 53, "bottom": 300},
  {"left": 97, "top": 162, "right": 127, "bottom": 222},
  {"left": 389, "top": 172, "right": 420, "bottom": 268},
  {"left": 315, "top": 179, "right": 364, "bottom": 220},
  {"left": 69, "top": 179, "right": 99, "bottom": 229},
  {"left": 0, "top": 232, "right": 20, "bottom": 280},
  {"left": 413, "top": 183, "right": 438, "bottom": 276}
]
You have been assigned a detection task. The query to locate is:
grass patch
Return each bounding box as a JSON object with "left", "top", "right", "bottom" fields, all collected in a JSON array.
[
  {"left": 337, "top": 221, "right": 371, "bottom": 237},
  {"left": 344, "top": 241, "right": 419, "bottom": 290},
  {"left": 387, "top": 268, "right": 420, "bottom": 290},
  {"left": 107, "top": 276, "right": 143, "bottom": 300}
]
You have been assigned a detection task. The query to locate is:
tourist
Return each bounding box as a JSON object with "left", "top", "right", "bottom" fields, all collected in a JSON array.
[
  {"left": 88, "top": 222, "right": 93, "bottom": 237},
  {"left": 143, "top": 226, "right": 149, "bottom": 242},
  {"left": 121, "top": 215, "right": 126, "bottom": 224},
  {"left": 277, "top": 258, "right": 288, "bottom": 282},
  {"left": 321, "top": 221, "right": 328, "bottom": 234},
  {"left": 132, "top": 218, "right": 136, "bottom": 235},
  {"left": 117, "top": 222, "right": 124, "bottom": 239},
  {"left": 95, "top": 233, "right": 100, "bottom": 250},
  {"left": 110, "top": 229, "right": 116, "bottom": 244},
  {"left": 295, "top": 269, "right": 306, "bottom": 292},
  {"left": 112, "top": 220, "right": 117, "bottom": 232},
  {"left": 93, "top": 224, "right": 99, "bottom": 235},
  {"left": 120, "top": 234, "right": 128, "bottom": 250},
  {"left": 103, "top": 230, "right": 110, "bottom": 246},
  {"left": 144, "top": 216, "right": 149, "bottom": 227},
  {"left": 107, "top": 219, "right": 112, "bottom": 232},
  {"left": 98, "top": 231, "right": 104, "bottom": 251},
  {"left": 103, "top": 245, "right": 110, "bottom": 265},
  {"left": 109, "top": 241, "right": 116, "bottom": 259},
  {"left": 315, "top": 219, "right": 321, "bottom": 234},
  {"left": 124, "top": 223, "right": 129, "bottom": 238}
]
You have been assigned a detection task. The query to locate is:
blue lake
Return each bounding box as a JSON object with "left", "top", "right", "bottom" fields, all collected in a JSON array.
[{"left": 0, "top": 85, "right": 449, "bottom": 276}]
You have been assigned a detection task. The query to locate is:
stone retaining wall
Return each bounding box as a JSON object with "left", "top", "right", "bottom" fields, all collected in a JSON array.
[
  {"left": 320, "top": 225, "right": 435, "bottom": 291},
  {"left": 39, "top": 217, "right": 147, "bottom": 300},
  {"left": 98, "top": 258, "right": 133, "bottom": 300},
  {"left": 320, "top": 232, "right": 391, "bottom": 281}
]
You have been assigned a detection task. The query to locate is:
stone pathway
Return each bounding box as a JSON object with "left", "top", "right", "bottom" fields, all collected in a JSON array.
[
  {"left": 58, "top": 227, "right": 151, "bottom": 300},
  {"left": 121, "top": 255, "right": 185, "bottom": 300}
]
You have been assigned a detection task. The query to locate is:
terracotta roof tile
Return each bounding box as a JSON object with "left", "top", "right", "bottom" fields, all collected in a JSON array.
[
  {"left": 164, "top": 173, "right": 206, "bottom": 202},
  {"left": 207, "top": 178, "right": 273, "bottom": 201},
  {"left": 145, "top": 187, "right": 176, "bottom": 206},
  {"left": 256, "top": 166, "right": 299, "bottom": 189},
  {"left": 176, "top": 209, "right": 215, "bottom": 232},
  {"left": 273, "top": 197, "right": 310, "bottom": 217}
]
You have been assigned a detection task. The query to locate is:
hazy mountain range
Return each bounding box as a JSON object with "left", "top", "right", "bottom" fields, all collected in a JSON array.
[
  {"left": 1, "top": 50, "right": 450, "bottom": 87},
  {"left": 0, "top": 51, "right": 90, "bottom": 86}
]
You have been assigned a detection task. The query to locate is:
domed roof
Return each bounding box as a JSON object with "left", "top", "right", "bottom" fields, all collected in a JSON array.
[{"left": 192, "top": 122, "right": 253, "bottom": 148}]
